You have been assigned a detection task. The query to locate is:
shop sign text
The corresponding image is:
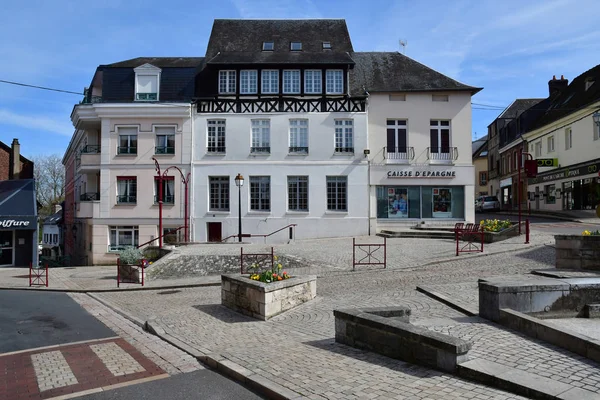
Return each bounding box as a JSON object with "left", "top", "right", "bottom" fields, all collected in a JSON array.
[
  {"left": 0, "top": 219, "right": 30, "bottom": 228},
  {"left": 388, "top": 170, "right": 456, "bottom": 178}
]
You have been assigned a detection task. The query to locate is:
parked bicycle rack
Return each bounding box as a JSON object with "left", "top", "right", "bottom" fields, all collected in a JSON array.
[
  {"left": 29, "top": 262, "right": 48, "bottom": 287},
  {"left": 454, "top": 223, "right": 485, "bottom": 256},
  {"left": 352, "top": 237, "right": 387, "bottom": 271}
]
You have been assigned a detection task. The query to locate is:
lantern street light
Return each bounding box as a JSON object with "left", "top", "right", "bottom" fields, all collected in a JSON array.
[{"left": 234, "top": 173, "right": 244, "bottom": 243}]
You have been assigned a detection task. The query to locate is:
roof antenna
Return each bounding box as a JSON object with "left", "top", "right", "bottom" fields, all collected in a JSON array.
[{"left": 399, "top": 39, "right": 407, "bottom": 55}]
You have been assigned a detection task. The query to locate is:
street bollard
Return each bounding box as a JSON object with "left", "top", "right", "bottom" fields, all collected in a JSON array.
[{"left": 525, "top": 218, "right": 530, "bottom": 244}]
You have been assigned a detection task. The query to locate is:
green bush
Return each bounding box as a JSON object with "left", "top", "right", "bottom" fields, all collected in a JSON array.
[{"left": 118, "top": 247, "right": 144, "bottom": 265}]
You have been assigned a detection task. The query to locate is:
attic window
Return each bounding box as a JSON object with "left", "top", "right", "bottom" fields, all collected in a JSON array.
[
  {"left": 134, "top": 64, "right": 161, "bottom": 102},
  {"left": 290, "top": 42, "right": 302, "bottom": 51},
  {"left": 262, "top": 41, "right": 274, "bottom": 51},
  {"left": 586, "top": 79, "right": 594, "bottom": 91},
  {"left": 322, "top": 42, "right": 331, "bottom": 50}
]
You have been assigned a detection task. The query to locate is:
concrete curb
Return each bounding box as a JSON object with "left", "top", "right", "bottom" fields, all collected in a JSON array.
[
  {"left": 416, "top": 285, "right": 478, "bottom": 316},
  {"left": 0, "top": 281, "right": 221, "bottom": 293},
  {"left": 87, "top": 293, "right": 147, "bottom": 329}
]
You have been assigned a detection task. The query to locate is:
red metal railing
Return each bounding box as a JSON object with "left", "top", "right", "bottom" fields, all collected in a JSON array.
[
  {"left": 29, "top": 262, "right": 48, "bottom": 287},
  {"left": 240, "top": 247, "right": 274, "bottom": 274},
  {"left": 137, "top": 226, "right": 185, "bottom": 249},
  {"left": 221, "top": 224, "right": 297, "bottom": 243},
  {"left": 352, "top": 237, "right": 387, "bottom": 271},
  {"left": 117, "top": 258, "right": 146, "bottom": 287}
]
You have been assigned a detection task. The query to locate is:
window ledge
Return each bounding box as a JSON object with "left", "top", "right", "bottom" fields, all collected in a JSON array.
[
  {"left": 248, "top": 211, "right": 271, "bottom": 215},
  {"left": 333, "top": 152, "right": 355, "bottom": 156},
  {"left": 152, "top": 203, "right": 175, "bottom": 207},
  {"left": 285, "top": 211, "right": 309, "bottom": 215},
  {"left": 115, "top": 203, "right": 137, "bottom": 206},
  {"left": 206, "top": 152, "right": 226, "bottom": 156},
  {"left": 325, "top": 211, "right": 348, "bottom": 215},
  {"left": 115, "top": 154, "right": 137, "bottom": 157},
  {"left": 153, "top": 153, "right": 175, "bottom": 156},
  {"left": 287, "top": 153, "right": 309, "bottom": 156},
  {"left": 207, "top": 211, "right": 231, "bottom": 215}
]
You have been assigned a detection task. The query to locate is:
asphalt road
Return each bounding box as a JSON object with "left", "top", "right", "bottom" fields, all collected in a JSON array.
[
  {"left": 78, "top": 369, "right": 265, "bottom": 400},
  {"left": 0, "top": 290, "right": 115, "bottom": 353},
  {"left": 476, "top": 212, "right": 600, "bottom": 235}
]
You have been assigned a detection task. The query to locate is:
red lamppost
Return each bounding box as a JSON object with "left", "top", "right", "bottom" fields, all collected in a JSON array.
[
  {"left": 152, "top": 157, "right": 191, "bottom": 248},
  {"left": 519, "top": 150, "right": 535, "bottom": 235}
]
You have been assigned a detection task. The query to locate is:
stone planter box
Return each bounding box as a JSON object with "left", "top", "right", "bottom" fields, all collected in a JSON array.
[
  {"left": 481, "top": 222, "right": 523, "bottom": 243},
  {"left": 117, "top": 259, "right": 145, "bottom": 283},
  {"left": 221, "top": 274, "right": 316, "bottom": 320},
  {"left": 555, "top": 235, "right": 600, "bottom": 270}
]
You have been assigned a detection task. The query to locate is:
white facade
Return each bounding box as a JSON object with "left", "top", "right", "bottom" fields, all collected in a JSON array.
[
  {"left": 524, "top": 103, "right": 600, "bottom": 212},
  {"left": 366, "top": 92, "right": 476, "bottom": 229},
  {"left": 191, "top": 111, "right": 369, "bottom": 243}
]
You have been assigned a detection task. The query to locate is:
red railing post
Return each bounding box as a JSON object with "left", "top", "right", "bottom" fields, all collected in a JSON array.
[
  {"left": 29, "top": 262, "right": 32, "bottom": 287},
  {"left": 352, "top": 238, "right": 356, "bottom": 271},
  {"left": 240, "top": 247, "right": 243, "bottom": 274},
  {"left": 383, "top": 237, "right": 387, "bottom": 268},
  {"left": 518, "top": 150, "right": 522, "bottom": 235},
  {"left": 184, "top": 179, "right": 189, "bottom": 242},
  {"left": 117, "top": 258, "right": 120, "bottom": 288},
  {"left": 45, "top": 263, "right": 48, "bottom": 287},
  {"left": 525, "top": 218, "right": 530, "bottom": 244},
  {"left": 141, "top": 260, "right": 145, "bottom": 286}
]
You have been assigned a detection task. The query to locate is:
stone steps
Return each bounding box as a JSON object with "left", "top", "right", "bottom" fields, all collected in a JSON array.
[
  {"left": 377, "top": 230, "right": 455, "bottom": 239},
  {"left": 457, "top": 358, "right": 600, "bottom": 400}
]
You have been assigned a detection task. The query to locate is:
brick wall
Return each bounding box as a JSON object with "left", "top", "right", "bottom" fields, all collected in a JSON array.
[{"left": 0, "top": 146, "right": 9, "bottom": 180}]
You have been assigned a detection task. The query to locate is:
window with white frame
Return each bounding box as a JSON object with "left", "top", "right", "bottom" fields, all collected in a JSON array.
[
  {"left": 288, "top": 176, "right": 308, "bottom": 211},
  {"left": 429, "top": 120, "right": 451, "bottom": 153},
  {"left": 109, "top": 226, "right": 139, "bottom": 252},
  {"left": 304, "top": 70, "right": 322, "bottom": 94},
  {"left": 535, "top": 141, "right": 542, "bottom": 157},
  {"left": 219, "top": 70, "right": 236, "bottom": 94},
  {"left": 209, "top": 177, "right": 229, "bottom": 211},
  {"left": 155, "top": 127, "right": 175, "bottom": 154},
  {"left": 326, "top": 70, "right": 343, "bottom": 94},
  {"left": 134, "top": 64, "right": 161, "bottom": 101},
  {"left": 386, "top": 119, "right": 407, "bottom": 155},
  {"left": 565, "top": 127, "right": 572, "bottom": 149},
  {"left": 548, "top": 136, "right": 555, "bottom": 152},
  {"left": 326, "top": 176, "right": 347, "bottom": 211},
  {"left": 117, "top": 177, "right": 137, "bottom": 204},
  {"left": 335, "top": 119, "right": 354, "bottom": 153},
  {"left": 261, "top": 70, "right": 278, "bottom": 94},
  {"left": 240, "top": 70, "right": 258, "bottom": 94},
  {"left": 207, "top": 120, "right": 226, "bottom": 153},
  {"left": 117, "top": 127, "right": 137, "bottom": 155},
  {"left": 251, "top": 120, "right": 270, "bottom": 153},
  {"left": 154, "top": 177, "right": 174, "bottom": 204},
  {"left": 289, "top": 119, "right": 308, "bottom": 153},
  {"left": 283, "top": 70, "right": 300, "bottom": 94},
  {"left": 250, "top": 176, "right": 270, "bottom": 211}
]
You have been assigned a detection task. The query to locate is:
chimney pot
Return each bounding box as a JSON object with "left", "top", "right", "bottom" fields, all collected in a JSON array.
[{"left": 10, "top": 138, "right": 21, "bottom": 180}]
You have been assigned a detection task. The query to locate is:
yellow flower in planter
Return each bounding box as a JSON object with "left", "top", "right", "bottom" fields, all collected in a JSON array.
[{"left": 583, "top": 230, "right": 592, "bottom": 236}]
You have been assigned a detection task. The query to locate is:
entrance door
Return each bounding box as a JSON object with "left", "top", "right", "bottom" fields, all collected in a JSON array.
[
  {"left": 0, "top": 231, "right": 14, "bottom": 266},
  {"left": 207, "top": 222, "right": 222, "bottom": 242}
]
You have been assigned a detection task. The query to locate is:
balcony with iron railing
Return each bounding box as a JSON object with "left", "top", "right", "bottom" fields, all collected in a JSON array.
[
  {"left": 335, "top": 147, "right": 354, "bottom": 154},
  {"left": 154, "top": 195, "right": 175, "bottom": 204},
  {"left": 250, "top": 146, "right": 270, "bottom": 154},
  {"left": 79, "top": 145, "right": 101, "bottom": 171},
  {"left": 207, "top": 146, "right": 226, "bottom": 154},
  {"left": 427, "top": 147, "right": 458, "bottom": 164},
  {"left": 384, "top": 147, "right": 415, "bottom": 164},
  {"left": 76, "top": 198, "right": 100, "bottom": 219},
  {"left": 117, "top": 195, "right": 137, "bottom": 204},
  {"left": 80, "top": 95, "right": 103, "bottom": 104},
  {"left": 155, "top": 146, "right": 175, "bottom": 155},
  {"left": 136, "top": 93, "right": 157, "bottom": 101},
  {"left": 288, "top": 146, "right": 308, "bottom": 154},
  {"left": 80, "top": 192, "right": 100, "bottom": 201},
  {"left": 117, "top": 146, "right": 137, "bottom": 155}
]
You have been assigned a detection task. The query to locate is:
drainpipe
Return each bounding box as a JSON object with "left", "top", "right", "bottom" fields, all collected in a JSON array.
[
  {"left": 364, "top": 88, "right": 371, "bottom": 236},
  {"left": 189, "top": 102, "right": 195, "bottom": 242}
]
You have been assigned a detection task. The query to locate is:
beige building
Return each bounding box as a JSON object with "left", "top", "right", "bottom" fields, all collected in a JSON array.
[{"left": 472, "top": 135, "right": 488, "bottom": 197}]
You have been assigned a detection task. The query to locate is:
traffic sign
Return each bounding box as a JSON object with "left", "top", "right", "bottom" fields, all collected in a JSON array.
[{"left": 536, "top": 158, "right": 558, "bottom": 167}]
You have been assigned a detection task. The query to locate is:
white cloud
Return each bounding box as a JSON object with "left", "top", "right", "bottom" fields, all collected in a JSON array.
[{"left": 0, "top": 109, "right": 73, "bottom": 137}]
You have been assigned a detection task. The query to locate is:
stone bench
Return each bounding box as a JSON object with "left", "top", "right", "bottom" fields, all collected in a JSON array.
[{"left": 334, "top": 307, "right": 471, "bottom": 372}]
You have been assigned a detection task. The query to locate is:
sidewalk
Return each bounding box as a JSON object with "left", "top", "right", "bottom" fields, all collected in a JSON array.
[{"left": 497, "top": 208, "right": 600, "bottom": 225}]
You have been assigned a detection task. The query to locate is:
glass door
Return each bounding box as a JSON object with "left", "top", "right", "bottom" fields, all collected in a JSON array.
[{"left": 0, "top": 231, "right": 14, "bottom": 266}]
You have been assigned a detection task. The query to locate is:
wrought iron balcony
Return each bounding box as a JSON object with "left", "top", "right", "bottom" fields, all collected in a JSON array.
[
  {"left": 207, "top": 146, "right": 226, "bottom": 154},
  {"left": 289, "top": 146, "right": 309, "bottom": 154},
  {"left": 196, "top": 96, "right": 366, "bottom": 114},
  {"left": 251, "top": 146, "right": 271, "bottom": 154},
  {"left": 384, "top": 147, "right": 415, "bottom": 162},
  {"left": 81, "top": 145, "right": 100, "bottom": 154},
  {"left": 155, "top": 146, "right": 175, "bottom": 155},
  {"left": 116, "top": 195, "right": 137, "bottom": 204},
  {"left": 335, "top": 147, "right": 354, "bottom": 154},
  {"left": 117, "top": 146, "right": 137, "bottom": 155},
  {"left": 80, "top": 192, "right": 100, "bottom": 201},
  {"left": 154, "top": 195, "right": 175, "bottom": 204},
  {"left": 80, "top": 95, "right": 102, "bottom": 104},
  {"left": 136, "top": 93, "right": 157, "bottom": 101},
  {"left": 427, "top": 147, "right": 458, "bottom": 162}
]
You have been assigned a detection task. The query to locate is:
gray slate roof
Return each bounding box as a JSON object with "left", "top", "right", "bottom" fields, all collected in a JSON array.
[
  {"left": 104, "top": 57, "right": 204, "bottom": 68},
  {"left": 472, "top": 135, "right": 488, "bottom": 156},
  {"left": 44, "top": 209, "right": 62, "bottom": 224},
  {"left": 207, "top": 51, "right": 354, "bottom": 65},
  {"left": 205, "top": 19, "right": 353, "bottom": 59},
  {"left": 498, "top": 98, "right": 544, "bottom": 119},
  {"left": 349, "top": 52, "right": 481, "bottom": 95}
]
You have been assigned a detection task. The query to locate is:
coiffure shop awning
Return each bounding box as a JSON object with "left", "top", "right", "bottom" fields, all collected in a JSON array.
[{"left": 0, "top": 179, "right": 37, "bottom": 230}]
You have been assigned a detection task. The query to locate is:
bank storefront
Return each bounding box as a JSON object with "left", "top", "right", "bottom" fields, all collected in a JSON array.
[
  {"left": 528, "top": 159, "right": 600, "bottom": 212},
  {"left": 0, "top": 180, "right": 38, "bottom": 267},
  {"left": 370, "top": 165, "right": 475, "bottom": 228}
]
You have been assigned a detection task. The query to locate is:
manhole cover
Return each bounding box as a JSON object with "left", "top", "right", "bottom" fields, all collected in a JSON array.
[{"left": 157, "top": 290, "right": 181, "bottom": 295}]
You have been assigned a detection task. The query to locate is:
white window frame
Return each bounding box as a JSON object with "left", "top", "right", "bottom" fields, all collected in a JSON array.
[
  {"left": 219, "top": 70, "right": 236, "bottom": 94},
  {"left": 335, "top": 119, "right": 354, "bottom": 153},
  {"left": 250, "top": 176, "right": 271, "bottom": 212},
  {"left": 117, "top": 127, "right": 138, "bottom": 155},
  {"left": 261, "top": 70, "right": 279, "bottom": 94},
  {"left": 155, "top": 126, "right": 175, "bottom": 155},
  {"left": 209, "top": 176, "right": 230, "bottom": 211},
  {"left": 154, "top": 177, "right": 175, "bottom": 204},
  {"left": 134, "top": 64, "right": 161, "bottom": 101},
  {"left": 283, "top": 70, "right": 300, "bottom": 94},
  {"left": 429, "top": 120, "right": 451, "bottom": 154},
  {"left": 289, "top": 119, "right": 309, "bottom": 153},
  {"left": 565, "top": 127, "right": 572, "bottom": 150},
  {"left": 240, "top": 70, "right": 258, "bottom": 94},
  {"left": 547, "top": 136, "right": 555, "bottom": 152},
  {"left": 251, "top": 120, "right": 270, "bottom": 153},
  {"left": 108, "top": 226, "right": 139, "bottom": 252},
  {"left": 534, "top": 141, "right": 542, "bottom": 157},
  {"left": 116, "top": 177, "right": 137, "bottom": 204},
  {"left": 326, "top": 70, "right": 343, "bottom": 94},
  {"left": 304, "top": 70, "right": 322, "bottom": 94},
  {"left": 326, "top": 176, "right": 348, "bottom": 212},
  {"left": 207, "top": 120, "right": 226, "bottom": 153},
  {"left": 288, "top": 176, "right": 309, "bottom": 212}
]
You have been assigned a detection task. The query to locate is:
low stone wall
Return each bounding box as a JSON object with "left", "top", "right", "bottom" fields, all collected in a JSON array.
[
  {"left": 221, "top": 274, "right": 317, "bottom": 320},
  {"left": 499, "top": 308, "right": 600, "bottom": 364},
  {"left": 334, "top": 307, "right": 471, "bottom": 372},
  {"left": 555, "top": 235, "right": 600, "bottom": 270}
]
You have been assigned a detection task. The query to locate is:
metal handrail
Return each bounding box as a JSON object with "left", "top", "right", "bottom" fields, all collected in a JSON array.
[
  {"left": 221, "top": 223, "right": 297, "bottom": 242},
  {"left": 137, "top": 226, "right": 185, "bottom": 249},
  {"left": 383, "top": 146, "right": 415, "bottom": 160}
]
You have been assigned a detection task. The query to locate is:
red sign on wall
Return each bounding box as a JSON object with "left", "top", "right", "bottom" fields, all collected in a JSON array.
[{"left": 524, "top": 160, "right": 538, "bottom": 178}]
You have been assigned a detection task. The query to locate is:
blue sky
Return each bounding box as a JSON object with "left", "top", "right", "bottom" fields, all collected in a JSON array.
[{"left": 1, "top": 0, "right": 599, "bottom": 158}]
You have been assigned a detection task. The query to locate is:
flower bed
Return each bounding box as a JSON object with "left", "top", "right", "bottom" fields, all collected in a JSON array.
[
  {"left": 221, "top": 274, "right": 317, "bottom": 320},
  {"left": 479, "top": 219, "right": 521, "bottom": 243},
  {"left": 555, "top": 234, "right": 600, "bottom": 270}
]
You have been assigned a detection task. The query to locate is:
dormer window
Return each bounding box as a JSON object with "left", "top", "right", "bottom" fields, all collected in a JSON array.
[
  {"left": 262, "top": 41, "right": 274, "bottom": 51},
  {"left": 219, "top": 70, "right": 236, "bottom": 94},
  {"left": 322, "top": 41, "right": 331, "bottom": 50},
  {"left": 134, "top": 64, "right": 161, "bottom": 101},
  {"left": 290, "top": 42, "right": 302, "bottom": 51}
]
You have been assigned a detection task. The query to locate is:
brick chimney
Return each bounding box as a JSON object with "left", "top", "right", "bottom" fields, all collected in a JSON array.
[
  {"left": 548, "top": 75, "right": 568, "bottom": 97},
  {"left": 10, "top": 138, "right": 21, "bottom": 179}
]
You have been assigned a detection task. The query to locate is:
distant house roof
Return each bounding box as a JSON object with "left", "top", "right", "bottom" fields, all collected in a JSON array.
[
  {"left": 498, "top": 98, "right": 545, "bottom": 119},
  {"left": 44, "top": 209, "right": 62, "bottom": 225},
  {"left": 102, "top": 57, "right": 205, "bottom": 68},
  {"left": 206, "top": 51, "right": 354, "bottom": 65},
  {"left": 529, "top": 64, "right": 600, "bottom": 131},
  {"left": 0, "top": 140, "right": 33, "bottom": 164},
  {"left": 472, "top": 135, "right": 488, "bottom": 157},
  {"left": 0, "top": 179, "right": 37, "bottom": 224},
  {"left": 205, "top": 19, "right": 353, "bottom": 60},
  {"left": 349, "top": 52, "right": 481, "bottom": 95}
]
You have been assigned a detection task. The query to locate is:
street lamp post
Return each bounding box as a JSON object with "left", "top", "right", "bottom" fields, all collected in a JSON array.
[
  {"left": 234, "top": 173, "right": 244, "bottom": 243},
  {"left": 518, "top": 150, "right": 534, "bottom": 235}
]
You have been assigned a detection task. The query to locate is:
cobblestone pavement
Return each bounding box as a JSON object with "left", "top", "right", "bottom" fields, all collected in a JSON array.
[{"left": 94, "top": 245, "right": 564, "bottom": 399}]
